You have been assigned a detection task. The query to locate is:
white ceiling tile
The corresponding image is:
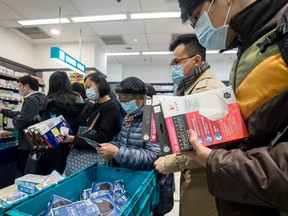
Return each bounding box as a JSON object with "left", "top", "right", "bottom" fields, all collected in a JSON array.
[
  {"left": 70, "top": 0, "right": 141, "bottom": 14},
  {"left": 140, "top": 0, "right": 179, "bottom": 11},
  {"left": 90, "top": 20, "right": 145, "bottom": 35},
  {"left": 148, "top": 44, "right": 171, "bottom": 51},
  {"left": 147, "top": 34, "right": 171, "bottom": 44},
  {"left": 145, "top": 19, "right": 192, "bottom": 34},
  {"left": 122, "top": 34, "right": 148, "bottom": 45},
  {"left": 0, "top": 2, "right": 22, "bottom": 20},
  {"left": 1, "top": 0, "right": 79, "bottom": 18},
  {"left": 0, "top": 21, "right": 21, "bottom": 28},
  {"left": 106, "top": 44, "right": 149, "bottom": 52}
]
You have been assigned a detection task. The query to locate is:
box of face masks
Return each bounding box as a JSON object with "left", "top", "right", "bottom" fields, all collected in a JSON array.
[{"left": 160, "top": 86, "right": 248, "bottom": 153}]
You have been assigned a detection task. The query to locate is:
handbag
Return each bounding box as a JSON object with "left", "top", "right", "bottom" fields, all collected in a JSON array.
[
  {"left": 64, "top": 111, "right": 109, "bottom": 176},
  {"left": 24, "top": 152, "right": 44, "bottom": 175}
]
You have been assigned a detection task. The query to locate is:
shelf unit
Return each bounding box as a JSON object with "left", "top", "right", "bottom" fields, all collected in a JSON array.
[{"left": 152, "top": 83, "right": 175, "bottom": 96}]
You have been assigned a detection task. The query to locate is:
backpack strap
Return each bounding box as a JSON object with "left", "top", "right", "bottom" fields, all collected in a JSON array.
[{"left": 257, "top": 11, "right": 288, "bottom": 66}]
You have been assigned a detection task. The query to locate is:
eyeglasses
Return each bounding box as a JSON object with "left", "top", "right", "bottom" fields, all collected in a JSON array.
[
  {"left": 169, "top": 56, "right": 194, "bottom": 69},
  {"left": 188, "top": 15, "right": 197, "bottom": 28}
]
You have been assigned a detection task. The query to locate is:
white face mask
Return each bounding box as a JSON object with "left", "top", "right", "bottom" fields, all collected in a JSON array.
[
  {"left": 195, "top": 0, "right": 232, "bottom": 50},
  {"left": 85, "top": 87, "right": 99, "bottom": 101}
]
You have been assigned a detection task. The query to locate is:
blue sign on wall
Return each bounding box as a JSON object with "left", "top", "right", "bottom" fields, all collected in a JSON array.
[{"left": 50, "top": 47, "right": 86, "bottom": 74}]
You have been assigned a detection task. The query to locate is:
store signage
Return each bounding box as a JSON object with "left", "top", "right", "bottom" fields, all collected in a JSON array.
[{"left": 50, "top": 47, "right": 86, "bottom": 74}]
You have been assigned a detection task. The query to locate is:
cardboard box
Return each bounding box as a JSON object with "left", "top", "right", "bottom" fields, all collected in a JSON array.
[
  {"left": 152, "top": 105, "right": 172, "bottom": 155},
  {"left": 160, "top": 86, "right": 248, "bottom": 153},
  {"left": 15, "top": 174, "right": 47, "bottom": 188},
  {"left": 141, "top": 97, "right": 152, "bottom": 142}
]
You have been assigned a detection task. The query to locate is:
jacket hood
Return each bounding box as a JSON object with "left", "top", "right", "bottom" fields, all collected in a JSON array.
[{"left": 230, "top": 0, "right": 287, "bottom": 55}]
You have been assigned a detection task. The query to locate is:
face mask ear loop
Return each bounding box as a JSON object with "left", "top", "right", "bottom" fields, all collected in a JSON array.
[
  {"left": 207, "top": 0, "right": 215, "bottom": 14},
  {"left": 224, "top": 1, "right": 232, "bottom": 25},
  {"left": 184, "top": 56, "right": 195, "bottom": 67}
]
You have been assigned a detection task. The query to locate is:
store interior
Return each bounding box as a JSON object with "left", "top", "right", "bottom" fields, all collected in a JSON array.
[{"left": 0, "top": 0, "right": 238, "bottom": 215}]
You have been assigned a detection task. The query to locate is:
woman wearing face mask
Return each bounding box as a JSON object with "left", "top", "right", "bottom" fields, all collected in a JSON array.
[
  {"left": 63, "top": 73, "right": 121, "bottom": 176},
  {"left": 96, "top": 76, "right": 174, "bottom": 216},
  {"left": 94, "top": 76, "right": 161, "bottom": 170}
]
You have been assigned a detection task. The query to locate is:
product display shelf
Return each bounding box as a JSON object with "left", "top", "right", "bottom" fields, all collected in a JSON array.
[
  {"left": 152, "top": 83, "right": 175, "bottom": 96},
  {"left": 2, "top": 164, "right": 159, "bottom": 216}
]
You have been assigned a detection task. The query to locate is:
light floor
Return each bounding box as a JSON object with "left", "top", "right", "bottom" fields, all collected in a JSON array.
[{"left": 166, "top": 172, "right": 180, "bottom": 216}]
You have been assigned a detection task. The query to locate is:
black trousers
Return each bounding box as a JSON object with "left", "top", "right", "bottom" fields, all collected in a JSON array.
[{"left": 17, "top": 149, "right": 30, "bottom": 176}]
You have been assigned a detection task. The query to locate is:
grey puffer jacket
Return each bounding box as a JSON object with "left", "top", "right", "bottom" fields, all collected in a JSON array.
[{"left": 113, "top": 109, "right": 161, "bottom": 171}]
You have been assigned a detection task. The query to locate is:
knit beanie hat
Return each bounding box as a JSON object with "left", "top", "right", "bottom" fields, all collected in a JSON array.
[{"left": 115, "top": 77, "right": 147, "bottom": 99}]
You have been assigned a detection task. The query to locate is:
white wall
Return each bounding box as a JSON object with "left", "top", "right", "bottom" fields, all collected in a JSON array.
[
  {"left": 34, "top": 43, "right": 96, "bottom": 69},
  {"left": 113, "top": 59, "right": 234, "bottom": 84},
  {"left": 107, "top": 64, "right": 123, "bottom": 82},
  {"left": 94, "top": 45, "right": 107, "bottom": 75},
  {"left": 0, "top": 26, "right": 35, "bottom": 68}
]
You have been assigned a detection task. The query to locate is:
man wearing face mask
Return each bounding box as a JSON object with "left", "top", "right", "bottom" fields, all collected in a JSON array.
[
  {"left": 154, "top": 34, "right": 225, "bottom": 216},
  {"left": 0, "top": 75, "right": 45, "bottom": 175},
  {"left": 178, "top": 0, "right": 288, "bottom": 215}
]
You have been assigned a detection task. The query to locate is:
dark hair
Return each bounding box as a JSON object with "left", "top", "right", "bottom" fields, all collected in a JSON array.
[
  {"left": 146, "top": 83, "right": 156, "bottom": 97},
  {"left": 84, "top": 73, "right": 110, "bottom": 98},
  {"left": 169, "top": 34, "right": 206, "bottom": 61},
  {"left": 71, "top": 82, "right": 87, "bottom": 99},
  {"left": 47, "top": 71, "right": 79, "bottom": 104},
  {"left": 18, "top": 75, "right": 39, "bottom": 91},
  {"left": 178, "top": 0, "right": 207, "bottom": 23}
]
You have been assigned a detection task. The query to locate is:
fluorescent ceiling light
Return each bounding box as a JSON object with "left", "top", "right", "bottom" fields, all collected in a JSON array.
[
  {"left": 142, "top": 51, "right": 171, "bottom": 55},
  {"left": 50, "top": 29, "right": 60, "bottom": 35},
  {"left": 223, "top": 50, "right": 238, "bottom": 54},
  {"left": 130, "top": 12, "right": 180, "bottom": 19},
  {"left": 71, "top": 14, "right": 127, "bottom": 22},
  {"left": 206, "top": 50, "right": 237, "bottom": 54},
  {"left": 106, "top": 52, "right": 140, "bottom": 56},
  {"left": 18, "top": 18, "right": 70, "bottom": 26}
]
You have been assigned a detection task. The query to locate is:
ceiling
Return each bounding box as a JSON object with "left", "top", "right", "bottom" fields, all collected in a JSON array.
[{"left": 0, "top": 0, "right": 235, "bottom": 66}]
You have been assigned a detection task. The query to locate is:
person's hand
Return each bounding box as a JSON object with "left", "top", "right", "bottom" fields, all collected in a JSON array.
[
  {"left": 96, "top": 143, "right": 119, "bottom": 159},
  {"left": 0, "top": 130, "right": 12, "bottom": 138},
  {"left": 182, "top": 129, "right": 212, "bottom": 167},
  {"left": 63, "top": 132, "right": 74, "bottom": 143},
  {"left": 154, "top": 156, "right": 168, "bottom": 174}
]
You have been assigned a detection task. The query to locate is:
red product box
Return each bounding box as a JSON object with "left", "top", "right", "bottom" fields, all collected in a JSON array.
[{"left": 160, "top": 86, "right": 248, "bottom": 153}]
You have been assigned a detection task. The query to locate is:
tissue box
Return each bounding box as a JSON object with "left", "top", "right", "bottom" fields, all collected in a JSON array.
[{"left": 160, "top": 86, "right": 248, "bottom": 153}]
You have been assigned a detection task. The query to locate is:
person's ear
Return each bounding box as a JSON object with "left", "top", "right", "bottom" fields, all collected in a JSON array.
[
  {"left": 194, "top": 55, "right": 202, "bottom": 67},
  {"left": 136, "top": 98, "right": 144, "bottom": 107}
]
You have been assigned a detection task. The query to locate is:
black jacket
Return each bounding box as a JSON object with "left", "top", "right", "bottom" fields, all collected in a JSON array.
[
  {"left": 1, "top": 92, "right": 45, "bottom": 150},
  {"left": 37, "top": 94, "right": 85, "bottom": 175}
]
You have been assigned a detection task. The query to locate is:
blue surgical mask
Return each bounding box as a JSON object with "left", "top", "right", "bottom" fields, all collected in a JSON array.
[
  {"left": 86, "top": 88, "right": 99, "bottom": 101},
  {"left": 195, "top": 0, "right": 232, "bottom": 50},
  {"left": 19, "top": 90, "right": 24, "bottom": 97},
  {"left": 121, "top": 100, "right": 140, "bottom": 114},
  {"left": 171, "top": 57, "right": 194, "bottom": 85}
]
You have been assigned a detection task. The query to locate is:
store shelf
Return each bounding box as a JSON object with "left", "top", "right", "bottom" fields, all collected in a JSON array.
[
  {"left": 152, "top": 83, "right": 175, "bottom": 95},
  {"left": 0, "top": 72, "right": 17, "bottom": 81}
]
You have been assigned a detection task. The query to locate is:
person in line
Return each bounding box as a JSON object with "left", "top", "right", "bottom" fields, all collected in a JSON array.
[
  {"left": 154, "top": 34, "right": 224, "bottom": 216},
  {"left": 146, "top": 83, "right": 157, "bottom": 98},
  {"left": 64, "top": 72, "right": 121, "bottom": 176},
  {"left": 37, "top": 71, "right": 84, "bottom": 175},
  {"left": 0, "top": 75, "right": 45, "bottom": 175},
  {"left": 177, "top": 0, "right": 288, "bottom": 215},
  {"left": 96, "top": 76, "right": 174, "bottom": 215},
  {"left": 71, "top": 82, "right": 87, "bottom": 101}
]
